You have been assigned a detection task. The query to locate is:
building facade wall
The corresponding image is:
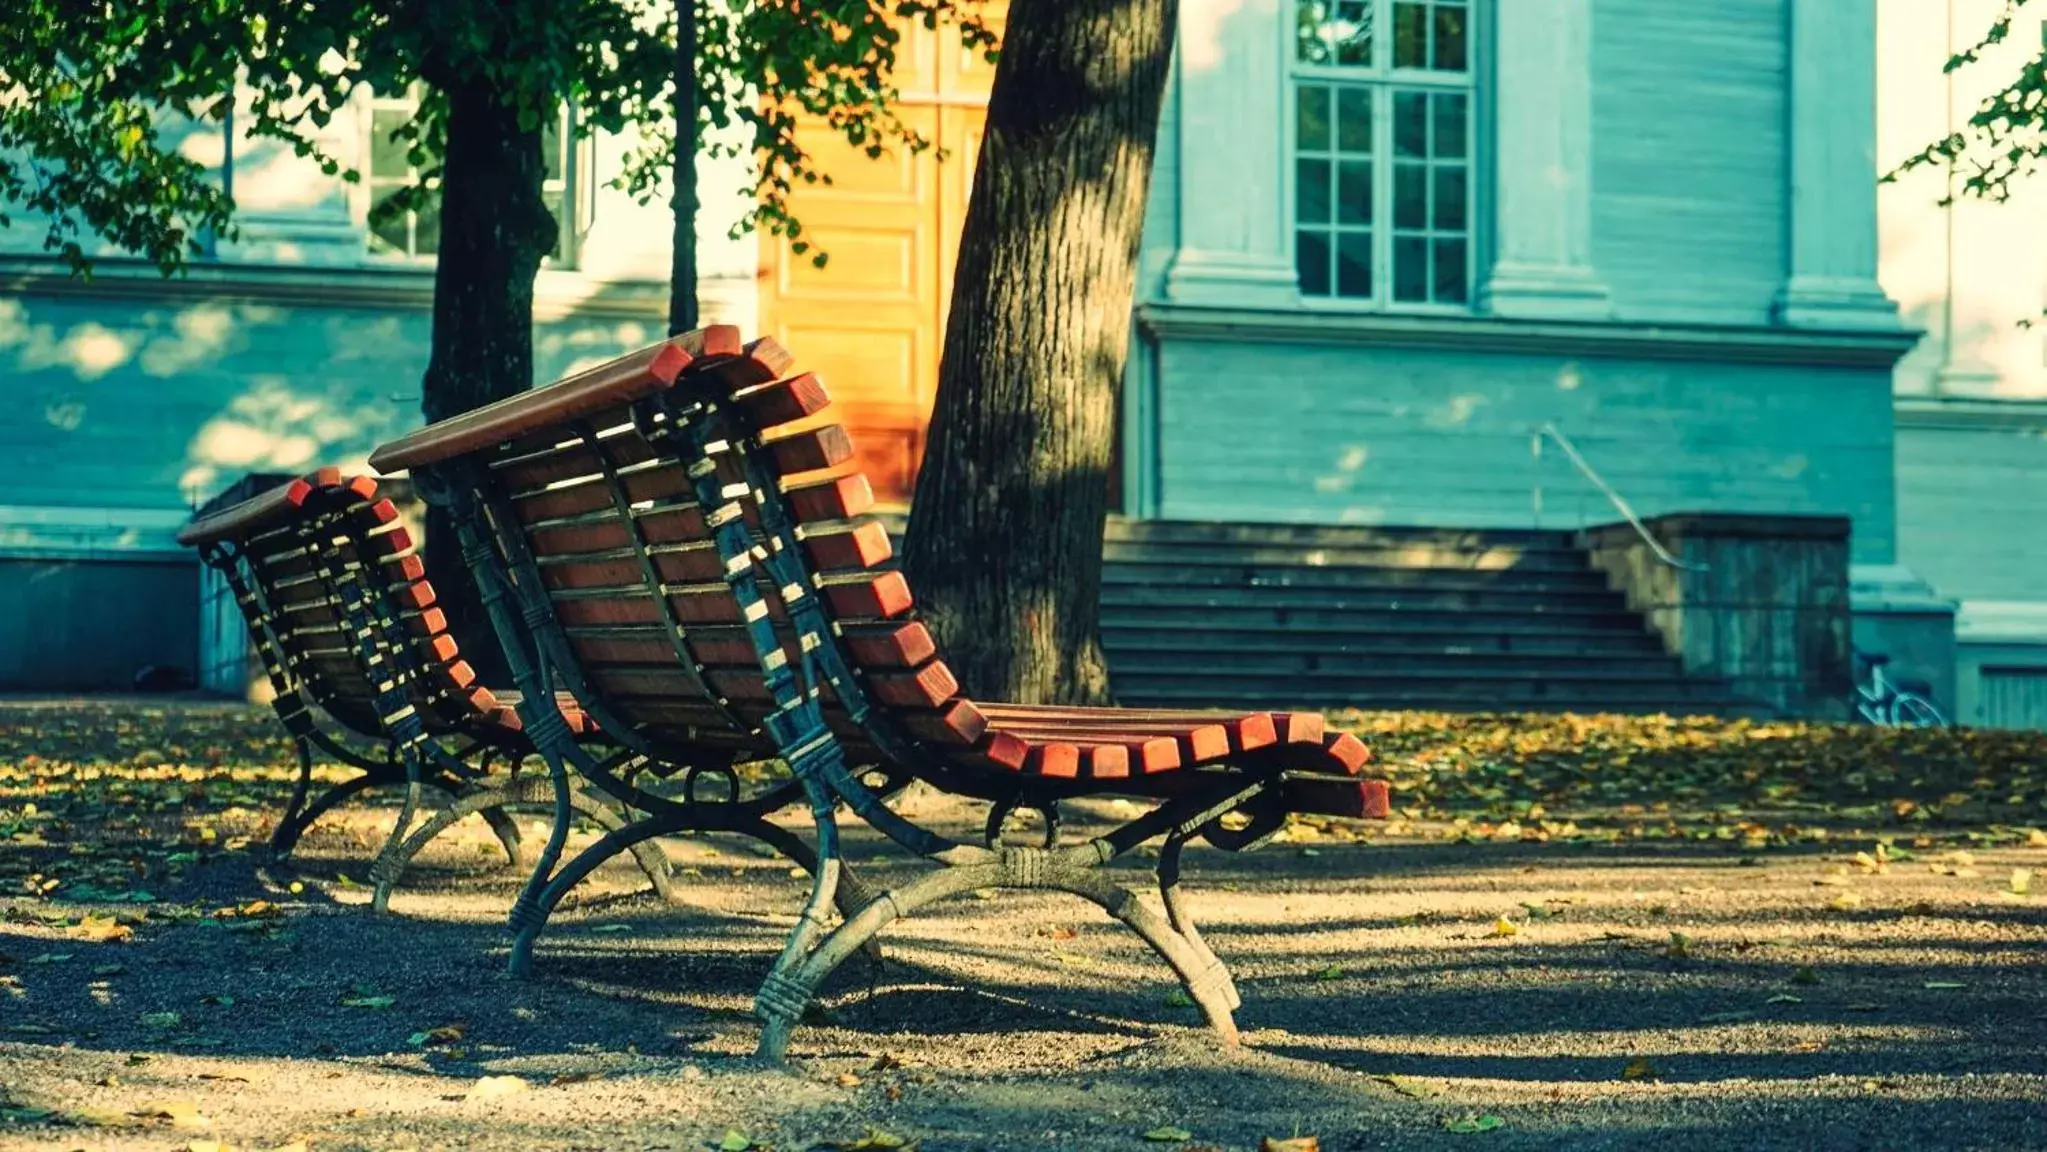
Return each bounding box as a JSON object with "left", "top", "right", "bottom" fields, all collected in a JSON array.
[
  {"left": 1878, "top": 0, "right": 2047, "bottom": 726},
  {"left": 0, "top": 93, "right": 758, "bottom": 689},
  {"left": 1128, "top": 0, "right": 1909, "bottom": 560}
]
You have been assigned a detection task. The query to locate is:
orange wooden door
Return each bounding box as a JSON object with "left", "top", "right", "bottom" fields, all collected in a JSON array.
[{"left": 756, "top": 10, "right": 1002, "bottom": 507}]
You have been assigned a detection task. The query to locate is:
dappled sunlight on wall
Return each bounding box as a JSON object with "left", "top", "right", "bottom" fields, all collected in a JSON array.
[
  {"left": 0, "top": 295, "right": 423, "bottom": 512},
  {"left": 0, "top": 300, "right": 138, "bottom": 381},
  {"left": 538, "top": 319, "right": 661, "bottom": 382},
  {"left": 179, "top": 376, "right": 403, "bottom": 498}
]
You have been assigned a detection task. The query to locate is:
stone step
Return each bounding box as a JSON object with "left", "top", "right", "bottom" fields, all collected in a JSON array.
[
  {"left": 1100, "top": 603, "right": 1653, "bottom": 633},
  {"left": 1104, "top": 517, "right": 1576, "bottom": 551},
  {"left": 1110, "top": 671, "right": 1755, "bottom": 710},
  {"left": 1100, "top": 584, "right": 1630, "bottom": 614},
  {"left": 1100, "top": 562, "right": 1614, "bottom": 593},
  {"left": 1099, "top": 624, "right": 1670, "bottom": 655},
  {"left": 1116, "top": 691, "right": 1776, "bottom": 719},
  {"left": 1101, "top": 647, "right": 1684, "bottom": 676},
  {"left": 1101, "top": 539, "right": 1594, "bottom": 573}
]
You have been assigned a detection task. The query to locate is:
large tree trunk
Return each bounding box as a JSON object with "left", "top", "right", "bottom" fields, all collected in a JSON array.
[
  {"left": 419, "top": 73, "right": 556, "bottom": 685},
  {"left": 668, "top": 0, "right": 700, "bottom": 336},
  {"left": 899, "top": 0, "right": 1176, "bottom": 705}
]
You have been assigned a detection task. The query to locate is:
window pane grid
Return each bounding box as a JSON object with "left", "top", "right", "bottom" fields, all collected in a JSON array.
[
  {"left": 366, "top": 89, "right": 580, "bottom": 267},
  {"left": 1292, "top": 0, "right": 1471, "bottom": 307}
]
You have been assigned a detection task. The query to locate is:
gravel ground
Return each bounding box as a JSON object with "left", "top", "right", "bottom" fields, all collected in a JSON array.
[{"left": 3, "top": 705, "right": 2046, "bottom": 1150}]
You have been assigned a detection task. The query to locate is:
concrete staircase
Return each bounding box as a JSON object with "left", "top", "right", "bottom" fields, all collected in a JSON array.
[{"left": 1098, "top": 519, "right": 1766, "bottom": 715}]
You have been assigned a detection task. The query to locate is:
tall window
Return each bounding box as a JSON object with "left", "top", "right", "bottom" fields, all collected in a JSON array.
[
  {"left": 365, "top": 86, "right": 583, "bottom": 266},
  {"left": 1292, "top": 0, "right": 1473, "bottom": 306}
]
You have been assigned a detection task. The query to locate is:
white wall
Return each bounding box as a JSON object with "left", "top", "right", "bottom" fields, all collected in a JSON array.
[{"left": 1879, "top": 0, "right": 2047, "bottom": 398}]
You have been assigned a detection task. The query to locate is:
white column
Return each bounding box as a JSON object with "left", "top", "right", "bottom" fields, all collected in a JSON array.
[
  {"left": 1477, "top": 0, "right": 1611, "bottom": 320},
  {"left": 1773, "top": 0, "right": 1901, "bottom": 329},
  {"left": 1163, "top": 0, "right": 1299, "bottom": 307}
]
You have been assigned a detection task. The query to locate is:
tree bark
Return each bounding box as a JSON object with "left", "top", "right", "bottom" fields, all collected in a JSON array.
[
  {"left": 899, "top": 0, "right": 1177, "bottom": 705},
  {"left": 668, "top": 0, "right": 700, "bottom": 336},
  {"left": 419, "top": 72, "right": 556, "bottom": 685}
]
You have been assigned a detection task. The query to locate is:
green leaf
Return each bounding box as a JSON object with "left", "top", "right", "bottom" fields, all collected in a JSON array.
[
  {"left": 1143, "top": 1126, "right": 1194, "bottom": 1142},
  {"left": 1162, "top": 989, "right": 1196, "bottom": 1008},
  {"left": 1444, "top": 1115, "right": 1506, "bottom": 1134},
  {"left": 341, "top": 994, "right": 396, "bottom": 1009},
  {"left": 718, "top": 1131, "right": 753, "bottom": 1151}
]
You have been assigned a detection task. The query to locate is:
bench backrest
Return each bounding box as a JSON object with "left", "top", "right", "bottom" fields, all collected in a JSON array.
[
  {"left": 179, "top": 469, "right": 498, "bottom": 744},
  {"left": 367, "top": 327, "right": 988, "bottom": 764}
]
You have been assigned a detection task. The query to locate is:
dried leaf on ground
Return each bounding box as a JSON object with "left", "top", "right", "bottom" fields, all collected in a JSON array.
[
  {"left": 1620, "top": 1057, "right": 1660, "bottom": 1081},
  {"left": 1260, "top": 1137, "right": 1320, "bottom": 1152}
]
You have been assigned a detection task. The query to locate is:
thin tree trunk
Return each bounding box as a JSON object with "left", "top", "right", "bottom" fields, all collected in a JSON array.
[
  {"left": 668, "top": 0, "right": 699, "bottom": 336},
  {"left": 419, "top": 72, "right": 556, "bottom": 685},
  {"left": 900, "top": 0, "right": 1176, "bottom": 705}
]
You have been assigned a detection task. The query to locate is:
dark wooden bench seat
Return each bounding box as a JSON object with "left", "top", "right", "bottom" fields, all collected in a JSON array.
[
  {"left": 365, "top": 325, "right": 1390, "bottom": 1058},
  {"left": 180, "top": 468, "right": 664, "bottom": 911}
]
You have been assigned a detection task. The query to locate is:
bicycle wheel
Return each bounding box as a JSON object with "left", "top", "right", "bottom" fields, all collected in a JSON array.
[{"left": 1886, "top": 693, "right": 1948, "bottom": 729}]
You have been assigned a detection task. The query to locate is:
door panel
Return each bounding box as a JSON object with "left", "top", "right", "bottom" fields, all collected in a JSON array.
[{"left": 757, "top": 9, "right": 1003, "bottom": 507}]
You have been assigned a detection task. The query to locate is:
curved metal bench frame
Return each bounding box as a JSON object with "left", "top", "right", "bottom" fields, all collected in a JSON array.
[
  {"left": 370, "top": 328, "right": 1388, "bottom": 1060},
  {"left": 183, "top": 472, "right": 671, "bottom": 910}
]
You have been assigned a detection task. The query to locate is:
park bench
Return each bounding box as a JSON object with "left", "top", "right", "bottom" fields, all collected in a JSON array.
[
  {"left": 178, "top": 468, "right": 675, "bottom": 911},
  {"left": 366, "top": 325, "right": 1389, "bottom": 1059}
]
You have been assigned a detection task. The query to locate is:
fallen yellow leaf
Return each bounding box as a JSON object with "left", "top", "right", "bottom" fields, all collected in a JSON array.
[{"left": 1489, "top": 917, "right": 1519, "bottom": 938}]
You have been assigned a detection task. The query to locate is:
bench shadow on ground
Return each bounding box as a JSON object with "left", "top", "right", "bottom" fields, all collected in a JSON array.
[{"left": 6, "top": 818, "right": 2046, "bottom": 1148}]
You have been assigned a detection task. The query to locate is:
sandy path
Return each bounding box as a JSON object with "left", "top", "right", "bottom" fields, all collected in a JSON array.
[{"left": 4, "top": 782, "right": 2044, "bottom": 1152}]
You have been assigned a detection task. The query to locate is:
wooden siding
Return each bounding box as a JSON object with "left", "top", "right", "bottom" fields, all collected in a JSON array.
[
  {"left": 1150, "top": 340, "right": 1896, "bottom": 564},
  {"left": 1592, "top": 0, "right": 1789, "bottom": 325},
  {"left": 0, "top": 557, "right": 198, "bottom": 690},
  {"left": 1896, "top": 421, "right": 2047, "bottom": 603},
  {"left": 1136, "top": 66, "right": 1180, "bottom": 305},
  {"left": 0, "top": 293, "right": 659, "bottom": 519},
  {"left": 1977, "top": 665, "right": 2047, "bottom": 730}
]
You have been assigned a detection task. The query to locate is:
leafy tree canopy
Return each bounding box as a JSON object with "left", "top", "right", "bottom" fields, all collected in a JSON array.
[
  {"left": 1889, "top": 0, "right": 2047, "bottom": 201},
  {"left": 0, "top": 0, "right": 995, "bottom": 275}
]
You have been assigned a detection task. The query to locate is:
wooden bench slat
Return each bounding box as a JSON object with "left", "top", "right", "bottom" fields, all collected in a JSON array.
[
  {"left": 731, "top": 372, "right": 831, "bottom": 429},
  {"left": 763, "top": 425, "right": 854, "bottom": 475},
  {"left": 369, "top": 333, "right": 731, "bottom": 473}
]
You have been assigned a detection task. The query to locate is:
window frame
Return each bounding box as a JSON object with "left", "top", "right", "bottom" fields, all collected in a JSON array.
[
  {"left": 1284, "top": 0, "right": 1484, "bottom": 314},
  {"left": 358, "top": 86, "right": 591, "bottom": 270}
]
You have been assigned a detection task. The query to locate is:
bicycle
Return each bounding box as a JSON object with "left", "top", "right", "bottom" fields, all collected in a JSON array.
[{"left": 1854, "top": 651, "right": 1949, "bottom": 728}]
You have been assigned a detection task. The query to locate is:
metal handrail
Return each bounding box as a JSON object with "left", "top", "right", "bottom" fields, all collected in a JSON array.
[{"left": 1532, "top": 422, "right": 1708, "bottom": 572}]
